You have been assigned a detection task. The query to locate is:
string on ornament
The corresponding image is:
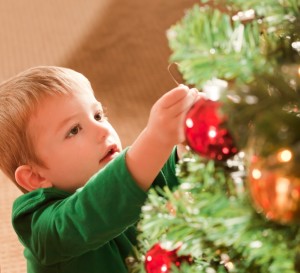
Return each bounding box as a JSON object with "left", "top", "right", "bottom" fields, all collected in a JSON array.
[{"left": 167, "top": 62, "right": 181, "bottom": 86}]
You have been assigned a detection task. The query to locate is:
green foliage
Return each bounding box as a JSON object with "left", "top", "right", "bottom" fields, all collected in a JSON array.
[
  {"left": 222, "top": 71, "right": 300, "bottom": 150},
  {"left": 167, "top": 1, "right": 300, "bottom": 87},
  {"left": 132, "top": 1, "right": 300, "bottom": 272},
  {"left": 134, "top": 156, "right": 300, "bottom": 273}
]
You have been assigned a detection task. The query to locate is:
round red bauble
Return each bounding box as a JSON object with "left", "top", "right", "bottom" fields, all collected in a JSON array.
[
  {"left": 185, "top": 98, "right": 238, "bottom": 161},
  {"left": 145, "top": 243, "right": 192, "bottom": 273}
]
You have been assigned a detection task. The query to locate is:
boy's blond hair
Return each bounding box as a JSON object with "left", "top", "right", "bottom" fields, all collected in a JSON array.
[{"left": 0, "top": 66, "right": 92, "bottom": 192}]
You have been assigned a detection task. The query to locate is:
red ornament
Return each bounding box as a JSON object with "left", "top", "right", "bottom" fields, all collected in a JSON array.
[
  {"left": 145, "top": 243, "right": 192, "bottom": 273},
  {"left": 185, "top": 98, "right": 238, "bottom": 161}
]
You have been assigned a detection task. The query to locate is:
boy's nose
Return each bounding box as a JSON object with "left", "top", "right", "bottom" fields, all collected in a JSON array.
[{"left": 94, "top": 122, "right": 109, "bottom": 142}]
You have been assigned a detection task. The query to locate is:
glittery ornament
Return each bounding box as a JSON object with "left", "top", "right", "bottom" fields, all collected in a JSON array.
[
  {"left": 145, "top": 243, "right": 192, "bottom": 273},
  {"left": 185, "top": 98, "right": 238, "bottom": 161},
  {"left": 248, "top": 150, "right": 300, "bottom": 224}
]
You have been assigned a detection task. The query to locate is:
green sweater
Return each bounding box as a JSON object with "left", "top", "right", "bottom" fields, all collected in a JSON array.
[{"left": 12, "top": 149, "right": 179, "bottom": 273}]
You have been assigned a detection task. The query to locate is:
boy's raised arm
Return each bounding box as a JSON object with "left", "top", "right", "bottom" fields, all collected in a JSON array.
[{"left": 126, "top": 85, "right": 198, "bottom": 191}]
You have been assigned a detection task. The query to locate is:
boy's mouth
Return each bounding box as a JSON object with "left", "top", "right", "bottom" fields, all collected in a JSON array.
[{"left": 99, "top": 145, "right": 118, "bottom": 164}]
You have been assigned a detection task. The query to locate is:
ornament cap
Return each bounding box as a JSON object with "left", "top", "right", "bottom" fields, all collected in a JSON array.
[{"left": 202, "top": 78, "right": 228, "bottom": 101}]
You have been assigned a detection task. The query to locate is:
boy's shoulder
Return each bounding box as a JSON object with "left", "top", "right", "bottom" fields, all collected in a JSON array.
[{"left": 12, "top": 187, "right": 70, "bottom": 218}]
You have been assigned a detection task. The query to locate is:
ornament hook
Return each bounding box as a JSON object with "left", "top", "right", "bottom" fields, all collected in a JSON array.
[{"left": 167, "top": 62, "right": 181, "bottom": 86}]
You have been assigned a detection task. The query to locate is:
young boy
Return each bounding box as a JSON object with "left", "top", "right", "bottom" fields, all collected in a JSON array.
[{"left": 0, "top": 66, "right": 198, "bottom": 273}]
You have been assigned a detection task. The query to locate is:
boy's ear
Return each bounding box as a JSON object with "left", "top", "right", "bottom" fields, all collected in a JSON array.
[{"left": 15, "top": 165, "right": 53, "bottom": 192}]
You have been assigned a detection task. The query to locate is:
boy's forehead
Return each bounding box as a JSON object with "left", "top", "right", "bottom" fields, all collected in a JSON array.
[
  {"left": 30, "top": 90, "right": 101, "bottom": 119},
  {"left": 28, "top": 91, "right": 101, "bottom": 138}
]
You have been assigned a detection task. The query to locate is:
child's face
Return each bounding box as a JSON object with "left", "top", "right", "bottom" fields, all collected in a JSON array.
[{"left": 28, "top": 87, "right": 122, "bottom": 192}]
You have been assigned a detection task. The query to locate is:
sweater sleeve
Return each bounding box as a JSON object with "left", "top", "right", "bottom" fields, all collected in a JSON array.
[
  {"left": 152, "top": 147, "right": 179, "bottom": 190},
  {"left": 12, "top": 149, "right": 148, "bottom": 265},
  {"left": 12, "top": 148, "right": 180, "bottom": 265}
]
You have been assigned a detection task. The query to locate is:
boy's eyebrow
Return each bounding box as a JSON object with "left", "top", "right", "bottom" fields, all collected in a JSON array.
[
  {"left": 55, "top": 102, "right": 103, "bottom": 133},
  {"left": 55, "top": 114, "right": 79, "bottom": 134},
  {"left": 95, "top": 101, "right": 103, "bottom": 109}
]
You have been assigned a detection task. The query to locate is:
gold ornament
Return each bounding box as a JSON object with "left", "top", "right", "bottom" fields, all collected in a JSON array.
[{"left": 248, "top": 148, "right": 300, "bottom": 224}]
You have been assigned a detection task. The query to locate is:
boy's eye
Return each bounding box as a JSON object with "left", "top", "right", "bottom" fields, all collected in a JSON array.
[
  {"left": 66, "top": 124, "right": 82, "bottom": 138},
  {"left": 94, "top": 111, "right": 105, "bottom": 121}
]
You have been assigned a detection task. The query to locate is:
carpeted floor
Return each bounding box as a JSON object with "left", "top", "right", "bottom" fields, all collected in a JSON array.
[{"left": 0, "top": 0, "right": 198, "bottom": 272}]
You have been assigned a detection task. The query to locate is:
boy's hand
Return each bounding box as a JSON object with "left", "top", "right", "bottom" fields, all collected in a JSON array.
[
  {"left": 126, "top": 85, "right": 199, "bottom": 191},
  {"left": 146, "top": 84, "right": 199, "bottom": 147}
]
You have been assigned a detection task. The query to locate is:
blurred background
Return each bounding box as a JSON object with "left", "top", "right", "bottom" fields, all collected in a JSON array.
[{"left": 0, "top": 0, "right": 198, "bottom": 272}]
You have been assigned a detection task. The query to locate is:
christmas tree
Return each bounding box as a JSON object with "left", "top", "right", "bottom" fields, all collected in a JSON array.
[{"left": 129, "top": 1, "right": 300, "bottom": 272}]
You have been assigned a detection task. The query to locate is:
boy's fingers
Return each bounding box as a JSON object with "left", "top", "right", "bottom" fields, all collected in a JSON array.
[
  {"left": 174, "top": 87, "right": 199, "bottom": 116},
  {"left": 158, "top": 84, "right": 190, "bottom": 109}
]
